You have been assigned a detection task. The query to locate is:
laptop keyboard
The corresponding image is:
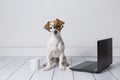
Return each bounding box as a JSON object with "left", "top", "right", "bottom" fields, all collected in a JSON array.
[{"left": 72, "top": 61, "right": 98, "bottom": 71}]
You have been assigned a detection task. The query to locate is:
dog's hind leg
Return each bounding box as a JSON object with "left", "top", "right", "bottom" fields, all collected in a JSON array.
[
  {"left": 59, "top": 54, "right": 66, "bottom": 70},
  {"left": 62, "top": 56, "right": 69, "bottom": 67}
]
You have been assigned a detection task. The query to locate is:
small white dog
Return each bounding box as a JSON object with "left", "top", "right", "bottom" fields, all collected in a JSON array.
[{"left": 43, "top": 18, "right": 69, "bottom": 71}]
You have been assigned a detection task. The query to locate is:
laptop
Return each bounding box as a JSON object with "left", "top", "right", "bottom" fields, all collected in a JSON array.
[{"left": 70, "top": 38, "right": 112, "bottom": 73}]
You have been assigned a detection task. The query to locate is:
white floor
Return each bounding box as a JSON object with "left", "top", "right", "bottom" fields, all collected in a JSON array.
[{"left": 0, "top": 56, "right": 120, "bottom": 80}]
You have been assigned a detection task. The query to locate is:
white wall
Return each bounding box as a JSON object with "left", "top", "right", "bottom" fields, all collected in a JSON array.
[{"left": 0, "top": 0, "right": 120, "bottom": 48}]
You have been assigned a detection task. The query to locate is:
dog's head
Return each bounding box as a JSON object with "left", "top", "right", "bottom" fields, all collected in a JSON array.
[{"left": 44, "top": 18, "right": 64, "bottom": 35}]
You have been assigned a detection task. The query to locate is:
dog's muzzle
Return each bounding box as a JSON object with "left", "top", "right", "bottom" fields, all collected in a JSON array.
[{"left": 54, "top": 30, "right": 57, "bottom": 34}]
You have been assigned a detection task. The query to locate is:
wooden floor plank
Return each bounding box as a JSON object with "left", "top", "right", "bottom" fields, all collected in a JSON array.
[
  {"left": 108, "top": 62, "right": 120, "bottom": 80},
  {"left": 0, "top": 56, "right": 119, "bottom": 80},
  {"left": 53, "top": 57, "right": 73, "bottom": 80},
  {"left": 30, "top": 57, "right": 54, "bottom": 80},
  {"left": 0, "top": 56, "right": 6, "bottom": 61},
  {"left": 8, "top": 56, "right": 42, "bottom": 80},
  {"left": 85, "top": 56, "right": 117, "bottom": 80},
  {"left": 0, "top": 57, "right": 29, "bottom": 80},
  {"left": 0, "top": 57, "right": 16, "bottom": 70},
  {"left": 71, "top": 57, "right": 95, "bottom": 80},
  {"left": 93, "top": 69, "right": 117, "bottom": 80},
  {"left": 113, "top": 57, "right": 120, "bottom": 64}
]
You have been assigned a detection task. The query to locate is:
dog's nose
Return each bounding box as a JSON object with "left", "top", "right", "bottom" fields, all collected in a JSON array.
[{"left": 54, "top": 30, "right": 57, "bottom": 34}]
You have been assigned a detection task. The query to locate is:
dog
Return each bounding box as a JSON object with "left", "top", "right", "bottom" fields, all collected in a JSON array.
[{"left": 43, "top": 18, "right": 69, "bottom": 71}]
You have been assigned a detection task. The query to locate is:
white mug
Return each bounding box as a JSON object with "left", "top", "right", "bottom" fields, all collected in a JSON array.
[{"left": 28, "top": 58, "right": 40, "bottom": 71}]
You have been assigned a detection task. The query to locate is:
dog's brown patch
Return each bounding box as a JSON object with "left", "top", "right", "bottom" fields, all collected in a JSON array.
[
  {"left": 44, "top": 19, "right": 64, "bottom": 31},
  {"left": 53, "top": 19, "right": 64, "bottom": 31},
  {"left": 44, "top": 21, "right": 50, "bottom": 31}
]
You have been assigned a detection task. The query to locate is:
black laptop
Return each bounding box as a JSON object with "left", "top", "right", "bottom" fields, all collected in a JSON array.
[{"left": 70, "top": 38, "right": 112, "bottom": 73}]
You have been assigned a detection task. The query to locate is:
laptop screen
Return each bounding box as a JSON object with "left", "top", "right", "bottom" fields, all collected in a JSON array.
[{"left": 97, "top": 38, "right": 112, "bottom": 71}]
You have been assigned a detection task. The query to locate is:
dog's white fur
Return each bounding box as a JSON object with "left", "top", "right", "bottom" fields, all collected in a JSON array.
[{"left": 43, "top": 21, "right": 69, "bottom": 71}]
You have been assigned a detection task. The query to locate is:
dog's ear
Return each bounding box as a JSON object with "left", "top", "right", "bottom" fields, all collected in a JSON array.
[
  {"left": 54, "top": 20, "right": 59, "bottom": 27},
  {"left": 56, "top": 18, "right": 60, "bottom": 21},
  {"left": 56, "top": 18, "right": 65, "bottom": 25},
  {"left": 59, "top": 21, "right": 65, "bottom": 25},
  {"left": 44, "top": 21, "right": 50, "bottom": 31}
]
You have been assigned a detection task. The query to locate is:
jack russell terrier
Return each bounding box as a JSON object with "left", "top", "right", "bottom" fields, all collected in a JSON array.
[{"left": 43, "top": 18, "right": 69, "bottom": 71}]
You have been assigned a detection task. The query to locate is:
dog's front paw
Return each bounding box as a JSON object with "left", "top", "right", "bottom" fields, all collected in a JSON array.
[
  {"left": 59, "top": 65, "right": 66, "bottom": 70},
  {"left": 43, "top": 66, "right": 51, "bottom": 71}
]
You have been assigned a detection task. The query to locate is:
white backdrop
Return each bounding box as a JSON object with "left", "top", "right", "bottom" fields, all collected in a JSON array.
[{"left": 0, "top": 0, "right": 120, "bottom": 48}]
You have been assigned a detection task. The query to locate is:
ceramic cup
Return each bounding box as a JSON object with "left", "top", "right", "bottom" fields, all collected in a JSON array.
[{"left": 28, "top": 58, "right": 40, "bottom": 71}]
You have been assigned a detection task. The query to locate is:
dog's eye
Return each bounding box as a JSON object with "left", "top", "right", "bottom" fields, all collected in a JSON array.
[{"left": 50, "top": 27, "right": 52, "bottom": 29}]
